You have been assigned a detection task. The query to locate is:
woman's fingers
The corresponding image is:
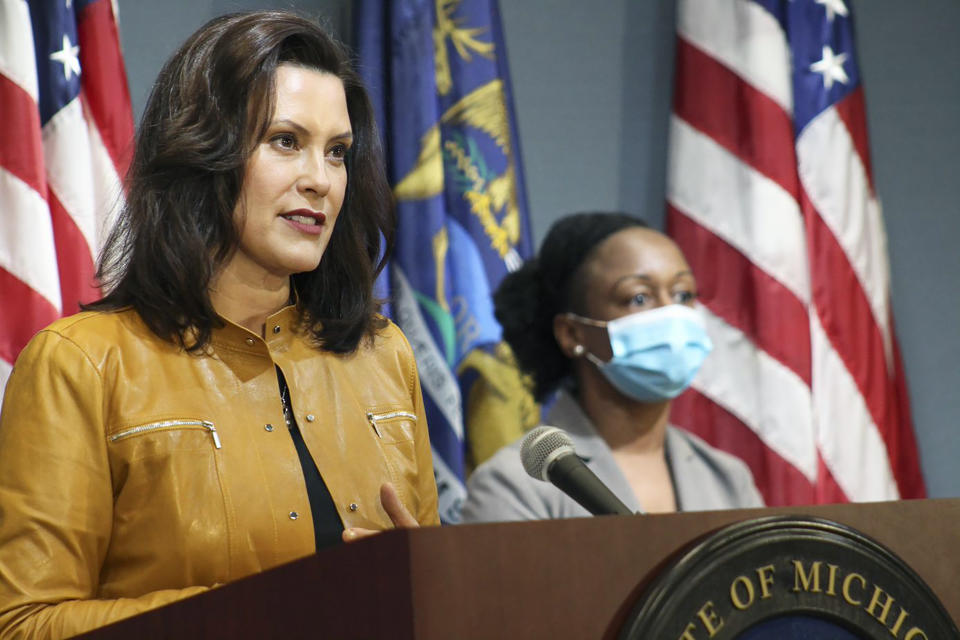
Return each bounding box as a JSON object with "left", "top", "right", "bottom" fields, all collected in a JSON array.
[
  {"left": 379, "top": 482, "right": 419, "bottom": 528},
  {"left": 342, "top": 527, "right": 376, "bottom": 542},
  {"left": 341, "top": 483, "right": 419, "bottom": 543}
]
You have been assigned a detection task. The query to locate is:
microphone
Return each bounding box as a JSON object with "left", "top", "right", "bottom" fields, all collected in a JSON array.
[{"left": 519, "top": 425, "right": 633, "bottom": 516}]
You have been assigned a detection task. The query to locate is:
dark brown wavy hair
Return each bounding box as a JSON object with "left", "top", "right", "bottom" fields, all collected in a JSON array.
[{"left": 87, "top": 11, "right": 395, "bottom": 353}]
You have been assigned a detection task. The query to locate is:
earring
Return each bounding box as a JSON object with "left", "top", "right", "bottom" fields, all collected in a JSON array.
[{"left": 572, "top": 344, "right": 585, "bottom": 356}]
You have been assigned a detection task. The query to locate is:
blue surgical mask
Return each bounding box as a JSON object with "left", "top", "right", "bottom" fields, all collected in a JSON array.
[{"left": 570, "top": 304, "right": 713, "bottom": 403}]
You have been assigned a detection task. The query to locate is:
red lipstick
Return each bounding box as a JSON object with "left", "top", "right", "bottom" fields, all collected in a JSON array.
[{"left": 280, "top": 209, "right": 326, "bottom": 235}]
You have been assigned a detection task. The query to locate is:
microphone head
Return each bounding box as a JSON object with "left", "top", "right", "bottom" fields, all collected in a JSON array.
[{"left": 519, "top": 425, "right": 576, "bottom": 482}]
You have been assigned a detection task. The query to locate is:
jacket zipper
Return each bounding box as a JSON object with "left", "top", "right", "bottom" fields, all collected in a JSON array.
[
  {"left": 110, "top": 419, "right": 221, "bottom": 449},
  {"left": 366, "top": 410, "right": 417, "bottom": 438}
]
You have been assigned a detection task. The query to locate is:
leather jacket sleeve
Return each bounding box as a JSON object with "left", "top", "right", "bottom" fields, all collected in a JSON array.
[{"left": 0, "top": 330, "right": 209, "bottom": 640}]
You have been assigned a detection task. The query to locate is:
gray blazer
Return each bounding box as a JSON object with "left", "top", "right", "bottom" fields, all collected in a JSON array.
[{"left": 460, "top": 391, "right": 764, "bottom": 523}]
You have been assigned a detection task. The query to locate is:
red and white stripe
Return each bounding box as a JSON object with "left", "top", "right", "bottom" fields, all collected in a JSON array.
[
  {"left": 667, "top": 0, "right": 925, "bottom": 504},
  {"left": 0, "top": 0, "right": 133, "bottom": 406}
]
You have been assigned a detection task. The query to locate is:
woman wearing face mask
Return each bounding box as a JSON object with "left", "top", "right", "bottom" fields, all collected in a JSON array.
[
  {"left": 460, "top": 212, "right": 763, "bottom": 522},
  {"left": 0, "top": 11, "right": 437, "bottom": 639}
]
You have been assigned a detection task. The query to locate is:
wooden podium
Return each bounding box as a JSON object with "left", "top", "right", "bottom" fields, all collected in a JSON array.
[{"left": 78, "top": 499, "right": 960, "bottom": 639}]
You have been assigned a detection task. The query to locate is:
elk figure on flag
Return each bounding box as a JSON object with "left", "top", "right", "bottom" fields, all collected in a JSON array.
[
  {"left": 0, "top": 0, "right": 134, "bottom": 405},
  {"left": 356, "top": 0, "right": 535, "bottom": 522},
  {"left": 666, "top": 0, "right": 925, "bottom": 505}
]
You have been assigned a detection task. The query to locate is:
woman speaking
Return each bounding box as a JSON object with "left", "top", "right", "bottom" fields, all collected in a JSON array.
[{"left": 0, "top": 11, "right": 438, "bottom": 639}]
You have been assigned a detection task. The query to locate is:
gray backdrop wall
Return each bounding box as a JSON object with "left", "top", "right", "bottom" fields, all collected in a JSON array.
[{"left": 118, "top": 0, "right": 960, "bottom": 498}]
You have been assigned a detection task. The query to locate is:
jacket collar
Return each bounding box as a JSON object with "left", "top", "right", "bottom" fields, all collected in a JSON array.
[
  {"left": 544, "top": 390, "right": 608, "bottom": 463},
  {"left": 544, "top": 390, "right": 643, "bottom": 512},
  {"left": 207, "top": 305, "right": 302, "bottom": 381}
]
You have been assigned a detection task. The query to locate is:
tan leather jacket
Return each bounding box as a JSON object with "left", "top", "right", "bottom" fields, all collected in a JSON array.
[{"left": 0, "top": 306, "right": 439, "bottom": 639}]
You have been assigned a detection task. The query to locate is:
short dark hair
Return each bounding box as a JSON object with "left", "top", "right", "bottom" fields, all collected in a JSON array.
[
  {"left": 88, "top": 11, "right": 394, "bottom": 353},
  {"left": 494, "top": 212, "right": 647, "bottom": 400}
]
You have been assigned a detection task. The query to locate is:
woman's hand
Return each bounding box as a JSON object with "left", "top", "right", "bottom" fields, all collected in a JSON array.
[{"left": 342, "top": 482, "right": 419, "bottom": 542}]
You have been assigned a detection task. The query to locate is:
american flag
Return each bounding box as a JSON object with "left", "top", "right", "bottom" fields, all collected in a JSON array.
[
  {"left": 667, "top": 0, "right": 926, "bottom": 504},
  {"left": 0, "top": 0, "right": 132, "bottom": 404}
]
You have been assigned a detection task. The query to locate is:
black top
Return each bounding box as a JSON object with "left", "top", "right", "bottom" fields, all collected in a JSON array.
[{"left": 276, "top": 367, "right": 344, "bottom": 551}]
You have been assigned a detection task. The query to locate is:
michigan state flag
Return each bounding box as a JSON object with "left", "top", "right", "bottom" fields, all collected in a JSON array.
[{"left": 356, "top": 0, "right": 534, "bottom": 522}]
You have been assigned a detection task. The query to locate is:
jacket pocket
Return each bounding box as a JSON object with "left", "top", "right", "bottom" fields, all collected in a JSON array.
[
  {"left": 366, "top": 409, "right": 416, "bottom": 444},
  {"left": 366, "top": 408, "right": 420, "bottom": 510},
  {"left": 105, "top": 417, "right": 231, "bottom": 589},
  {"left": 110, "top": 418, "right": 222, "bottom": 449}
]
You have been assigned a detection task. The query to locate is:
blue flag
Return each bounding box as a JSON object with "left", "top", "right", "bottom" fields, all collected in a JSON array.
[{"left": 356, "top": 0, "right": 534, "bottom": 522}]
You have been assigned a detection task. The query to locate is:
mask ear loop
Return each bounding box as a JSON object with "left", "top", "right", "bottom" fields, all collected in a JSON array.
[
  {"left": 564, "top": 312, "right": 608, "bottom": 328},
  {"left": 582, "top": 350, "right": 607, "bottom": 368},
  {"left": 564, "top": 313, "right": 609, "bottom": 368}
]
